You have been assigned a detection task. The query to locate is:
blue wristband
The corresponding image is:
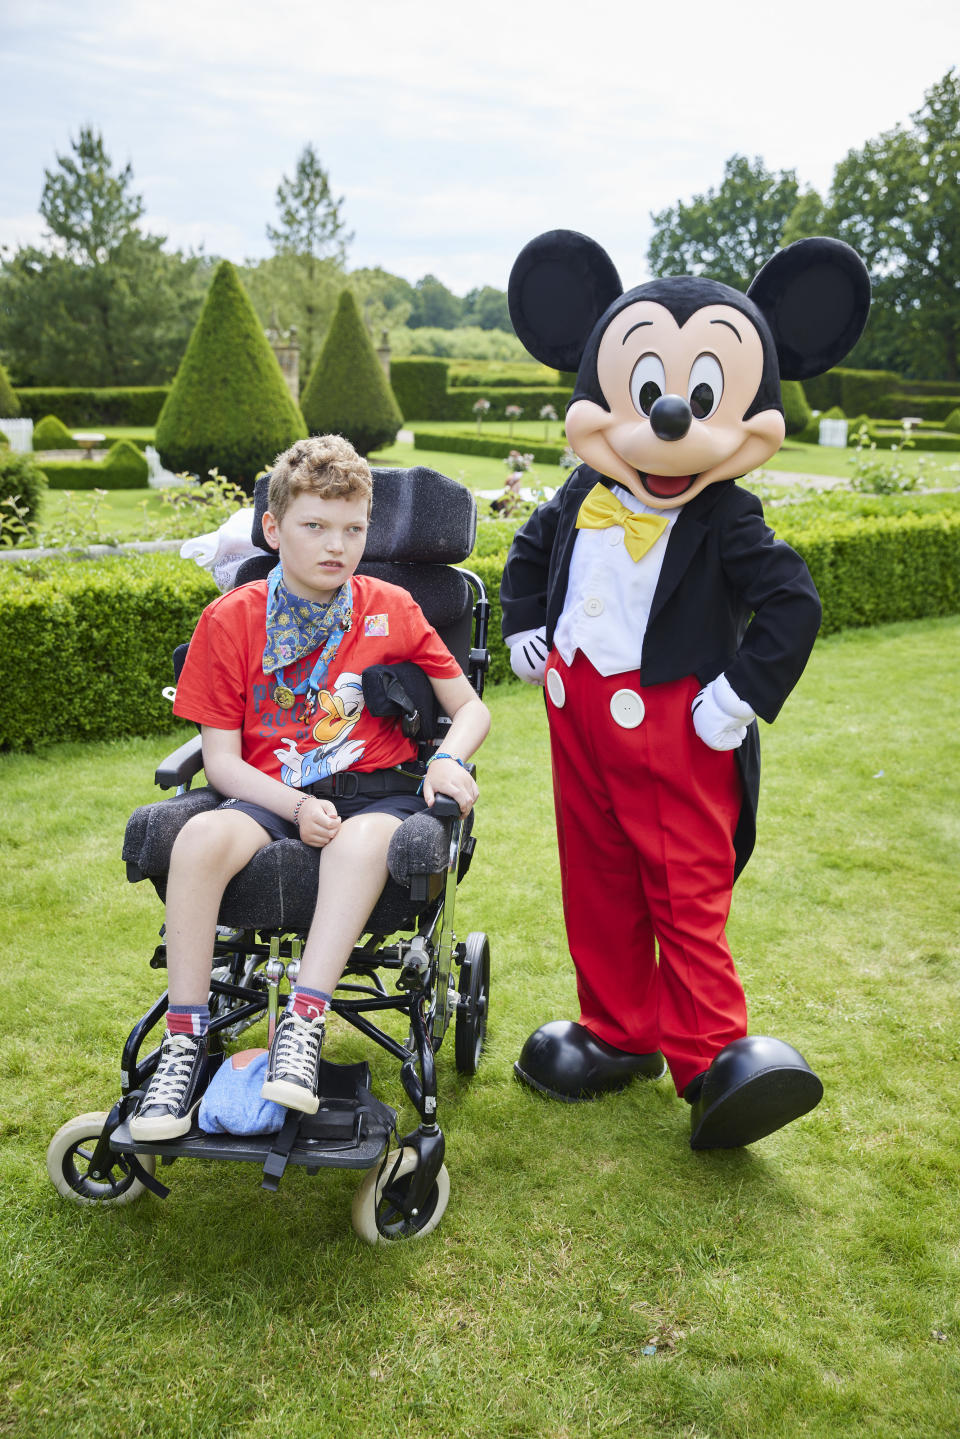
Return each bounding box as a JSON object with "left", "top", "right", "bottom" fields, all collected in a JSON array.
[{"left": 426, "top": 751, "right": 467, "bottom": 769}]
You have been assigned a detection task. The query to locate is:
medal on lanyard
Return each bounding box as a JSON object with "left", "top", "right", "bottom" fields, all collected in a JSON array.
[{"left": 271, "top": 627, "right": 346, "bottom": 718}]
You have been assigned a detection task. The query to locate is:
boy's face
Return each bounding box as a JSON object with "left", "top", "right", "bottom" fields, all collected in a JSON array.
[{"left": 261, "top": 490, "right": 369, "bottom": 603}]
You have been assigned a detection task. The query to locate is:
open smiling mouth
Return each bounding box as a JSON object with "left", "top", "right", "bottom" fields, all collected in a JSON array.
[{"left": 639, "top": 471, "right": 699, "bottom": 500}]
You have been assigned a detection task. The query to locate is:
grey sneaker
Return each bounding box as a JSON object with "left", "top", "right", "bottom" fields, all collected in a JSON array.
[
  {"left": 130, "top": 1031, "right": 208, "bottom": 1141},
  {"left": 261, "top": 1009, "right": 324, "bottom": 1114}
]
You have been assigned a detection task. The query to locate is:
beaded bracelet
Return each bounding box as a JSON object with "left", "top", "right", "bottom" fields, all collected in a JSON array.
[
  {"left": 426, "top": 751, "right": 467, "bottom": 770},
  {"left": 291, "top": 794, "right": 309, "bottom": 825}
]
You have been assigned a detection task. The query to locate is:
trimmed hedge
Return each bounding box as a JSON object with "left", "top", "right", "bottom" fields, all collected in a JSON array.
[
  {"left": 33, "top": 414, "right": 78, "bottom": 450},
  {"left": 871, "top": 394, "right": 960, "bottom": 423},
  {"left": 3, "top": 500, "right": 957, "bottom": 747},
  {"left": 0, "top": 361, "right": 20, "bottom": 418},
  {"left": 389, "top": 358, "right": 450, "bottom": 421},
  {"left": 14, "top": 387, "right": 170, "bottom": 426},
  {"left": 783, "top": 513, "right": 960, "bottom": 635},
  {"left": 802, "top": 369, "right": 900, "bottom": 415},
  {"left": 867, "top": 430, "right": 960, "bottom": 452},
  {"left": 0, "top": 553, "right": 217, "bottom": 749},
  {"left": 896, "top": 379, "right": 960, "bottom": 397},
  {"left": 440, "top": 386, "right": 572, "bottom": 423},
  {"left": 781, "top": 379, "right": 812, "bottom": 437},
  {"left": 412, "top": 430, "right": 569, "bottom": 464},
  {"left": 38, "top": 439, "right": 150, "bottom": 490},
  {"left": 448, "top": 364, "right": 559, "bottom": 388},
  {"left": 945, "top": 409, "right": 960, "bottom": 435},
  {"left": 0, "top": 453, "right": 48, "bottom": 528}
]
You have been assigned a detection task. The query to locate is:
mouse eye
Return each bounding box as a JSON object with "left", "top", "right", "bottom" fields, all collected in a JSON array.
[
  {"left": 688, "top": 353, "right": 724, "bottom": 420},
  {"left": 629, "top": 353, "right": 666, "bottom": 417}
]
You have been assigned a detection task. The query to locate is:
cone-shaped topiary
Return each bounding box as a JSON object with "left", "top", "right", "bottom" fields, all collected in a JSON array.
[
  {"left": 945, "top": 407, "right": 960, "bottom": 434},
  {"left": 156, "top": 260, "right": 307, "bottom": 491},
  {"left": 0, "top": 361, "right": 20, "bottom": 419},
  {"left": 33, "top": 414, "right": 78, "bottom": 450},
  {"left": 300, "top": 289, "right": 403, "bottom": 456}
]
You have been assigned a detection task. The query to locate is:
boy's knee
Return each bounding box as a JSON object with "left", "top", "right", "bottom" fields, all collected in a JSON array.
[
  {"left": 172, "top": 808, "right": 259, "bottom": 865},
  {"left": 329, "top": 812, "right": 399, "bottom": 861}
]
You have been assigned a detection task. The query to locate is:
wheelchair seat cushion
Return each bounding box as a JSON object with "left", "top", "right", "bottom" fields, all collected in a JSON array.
[{"left": 123, "top": 789, "right": 471, "bottom": 934}]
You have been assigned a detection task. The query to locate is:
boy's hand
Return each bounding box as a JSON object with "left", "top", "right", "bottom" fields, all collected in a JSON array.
[
  {"left": 423, "top": 758, "right": 479, "bottom": 816},
  {"left": 296, "top": 795, "right": 342, "bottom": 847}
]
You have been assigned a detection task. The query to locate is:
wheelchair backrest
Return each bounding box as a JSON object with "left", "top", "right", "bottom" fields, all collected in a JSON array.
[{"left": 232, "top": 466, "right": 479, "bottom": 671}]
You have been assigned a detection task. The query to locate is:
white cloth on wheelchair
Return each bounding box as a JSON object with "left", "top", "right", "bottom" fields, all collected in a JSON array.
[{"left": 197, "top": 1048, "right": 286, "bottom": 1135}]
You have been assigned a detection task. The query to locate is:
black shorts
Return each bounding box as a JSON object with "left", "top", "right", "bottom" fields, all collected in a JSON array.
[{"left": 216, "top": 791, "right": 427, "bottom": 843}]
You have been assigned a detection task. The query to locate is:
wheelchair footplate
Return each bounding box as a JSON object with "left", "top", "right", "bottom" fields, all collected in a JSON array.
[{"left": 111, "top": 1058, "right": 397, "bottom": 1193}]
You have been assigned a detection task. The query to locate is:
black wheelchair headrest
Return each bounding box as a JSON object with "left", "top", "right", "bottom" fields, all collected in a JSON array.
[{"left": 248, "top": 465, "right": 476, "bottom": 565}]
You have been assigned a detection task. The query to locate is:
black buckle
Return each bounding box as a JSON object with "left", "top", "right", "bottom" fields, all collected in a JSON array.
[{"left": 334, "top": 771, "right": 360, "bottom": 798}]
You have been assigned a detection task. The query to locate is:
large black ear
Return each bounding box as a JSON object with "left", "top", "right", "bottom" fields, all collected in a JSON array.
[
  {"left": 508, "top": 230, "right": 623, "bottom": 371},
  {"left": 747, "top": 237, "right": 871, "bottom": 380}
]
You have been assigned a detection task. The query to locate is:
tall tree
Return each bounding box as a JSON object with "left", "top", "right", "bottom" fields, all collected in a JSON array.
[
  {"left": 647, "top": 154, "right": 802, "bottom": 290},
  {"left": 0, "top": 127, "right": 207, "bottom": 385},
  {"left": 263, "top": 145, "right": 352, "bottom": 380},
  {"left": 40, "top": 126, "right": 144, "bottom": 263},
  {"left": 408, "top": 274, "right": 462, "bottom": 329},
  {"left": 462, "top": 285, "right": 512, "bottom": 332},
  {"left": 824, "top": 68, "right": 960, "bottom": 381}
]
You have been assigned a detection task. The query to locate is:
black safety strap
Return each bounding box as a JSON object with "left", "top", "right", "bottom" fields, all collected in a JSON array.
[{"left": 261, "top": 1109, "right": 303, "bottom": 1191}]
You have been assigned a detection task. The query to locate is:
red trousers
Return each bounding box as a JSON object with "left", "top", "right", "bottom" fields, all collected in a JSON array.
[{"left": 545, "top": 651, "right": 747, "bottom": 1094}]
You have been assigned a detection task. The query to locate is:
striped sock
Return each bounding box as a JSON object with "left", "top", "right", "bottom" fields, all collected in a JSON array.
[
  {"left": 289, "top": 986, "right": 332, "bottom": 1023},
  {"left": 166, "top": 1004, "right": 210, "bottom": 1037}
]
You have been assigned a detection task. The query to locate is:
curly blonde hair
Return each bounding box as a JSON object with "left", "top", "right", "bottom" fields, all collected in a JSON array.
[{"left": 267, "top": 434, "right": 373, "bottom": 522}]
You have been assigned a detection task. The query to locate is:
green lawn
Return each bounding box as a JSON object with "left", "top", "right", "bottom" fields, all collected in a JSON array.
[{"left": 2, "top": 616, "right": 959, "bottom": 1437}]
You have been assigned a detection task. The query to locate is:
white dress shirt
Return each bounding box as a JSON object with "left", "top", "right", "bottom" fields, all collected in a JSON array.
[{"left": 554, "top": 484, "right": 679, "bottom": 677}]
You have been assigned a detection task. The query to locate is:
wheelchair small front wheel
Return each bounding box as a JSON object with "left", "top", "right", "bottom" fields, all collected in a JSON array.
[
  {"left": 351, "top": 1146, "right": 450, "bottom": 1244},
  {"left": 46, "top": 1112, "right": 155, "bottom": 1207},
  {"left": 455, "top": 931, "right": 490, "bottom": 1075}
]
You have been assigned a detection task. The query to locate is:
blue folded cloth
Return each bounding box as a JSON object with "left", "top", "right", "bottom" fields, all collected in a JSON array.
[{"left": 198, "top": 1048, "right": 286, "bottom": 1135}]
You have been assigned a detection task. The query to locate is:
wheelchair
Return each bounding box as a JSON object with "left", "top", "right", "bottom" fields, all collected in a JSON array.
[{"left": 46, "top": 465, "right": 491, "bottom": 1243}]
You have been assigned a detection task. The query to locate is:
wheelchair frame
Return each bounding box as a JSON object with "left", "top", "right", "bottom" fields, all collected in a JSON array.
[{"left": 47, "top": 568, "right": 490, "bottom": 1243}]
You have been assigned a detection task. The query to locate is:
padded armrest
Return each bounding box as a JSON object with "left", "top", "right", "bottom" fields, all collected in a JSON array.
[
  {"left": 155, "top": 733, "right": 204, "bottom": 789},
  {"left": 429, "top": 794, "right": 461, "bottom": 819}
]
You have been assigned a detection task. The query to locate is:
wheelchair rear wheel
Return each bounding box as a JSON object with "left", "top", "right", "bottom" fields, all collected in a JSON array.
[
  {"left": 46, "top": 1112, "right": 155, "bottom": 1207},
  {"left": 351, "top": 1145, "right": 450, "bottom": 1243},
  {"left": 455, "top": 931, "right": 490, "bottom": 1076}
]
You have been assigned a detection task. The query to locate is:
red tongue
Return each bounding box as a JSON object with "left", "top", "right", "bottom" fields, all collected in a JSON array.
[{"left": 643, "top": 473, "right": 694, "bottom": 499}]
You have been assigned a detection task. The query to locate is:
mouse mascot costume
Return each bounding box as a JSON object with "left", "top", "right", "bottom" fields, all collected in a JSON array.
[{"left": 501, "top": 231, "right": 870, "bottom": 1149}]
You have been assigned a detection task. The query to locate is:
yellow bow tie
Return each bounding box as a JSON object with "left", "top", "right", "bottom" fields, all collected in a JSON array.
[{"left": 575, "top": 484, "right": 669, "bottom": 561}]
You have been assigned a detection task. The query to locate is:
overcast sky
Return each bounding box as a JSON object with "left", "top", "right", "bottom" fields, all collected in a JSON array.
[{"left": 2, "top": 0, "right": 957, "bottom": 295}]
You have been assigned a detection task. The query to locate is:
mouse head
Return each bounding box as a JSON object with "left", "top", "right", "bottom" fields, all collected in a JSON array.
[{"left": 508, "top": 230, "right": 870, "bottom": 509}]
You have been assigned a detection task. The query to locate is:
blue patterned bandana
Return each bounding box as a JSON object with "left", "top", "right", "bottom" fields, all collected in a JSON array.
[{"left": 263, "top": 564, "right": 353, "bottom": 680}]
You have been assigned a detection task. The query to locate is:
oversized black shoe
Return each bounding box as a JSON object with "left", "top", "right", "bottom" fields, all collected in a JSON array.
[
  {"left": 515, "top": 1020, "right": 666, "bottom": 1102},
  {"left": 687, "top": 1035, "right": 823, "bottom": 1150},
  {"left": 129, "top": 1030, "right": 209, "bottom": 1142},
  {"left": 261, "top": 1009, "right": 325, "bottom": 1114}
]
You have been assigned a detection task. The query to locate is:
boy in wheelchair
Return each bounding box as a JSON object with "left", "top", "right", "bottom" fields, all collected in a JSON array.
[{"left": 130, "top": 434, "right": 490, "bottom": 1143}]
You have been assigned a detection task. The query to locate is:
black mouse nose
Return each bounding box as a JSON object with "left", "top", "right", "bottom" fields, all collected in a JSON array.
[{"left": 649, "top": 395, "right": 692, "bottom": 441}]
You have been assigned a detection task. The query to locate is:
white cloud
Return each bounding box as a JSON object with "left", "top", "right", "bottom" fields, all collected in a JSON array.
[{"left": 1, "top": 0, "right": 956, "bottom": 291}]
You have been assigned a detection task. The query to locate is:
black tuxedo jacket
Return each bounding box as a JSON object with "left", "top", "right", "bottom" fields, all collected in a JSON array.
[{"left": 500, "top": 465, "right": 822, "bottom": 876}]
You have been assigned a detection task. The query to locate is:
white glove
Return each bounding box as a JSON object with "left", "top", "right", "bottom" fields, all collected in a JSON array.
[
  {"left": 691, "top": 673, "right": 756, "bottom": 751},
  {"left": 507, "top": 626, "right": 549, "bottom": 684}
]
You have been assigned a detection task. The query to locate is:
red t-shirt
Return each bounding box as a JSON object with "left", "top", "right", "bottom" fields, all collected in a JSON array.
[{"left": 173, "top": 575, "right": 462, "bottom": 789}]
